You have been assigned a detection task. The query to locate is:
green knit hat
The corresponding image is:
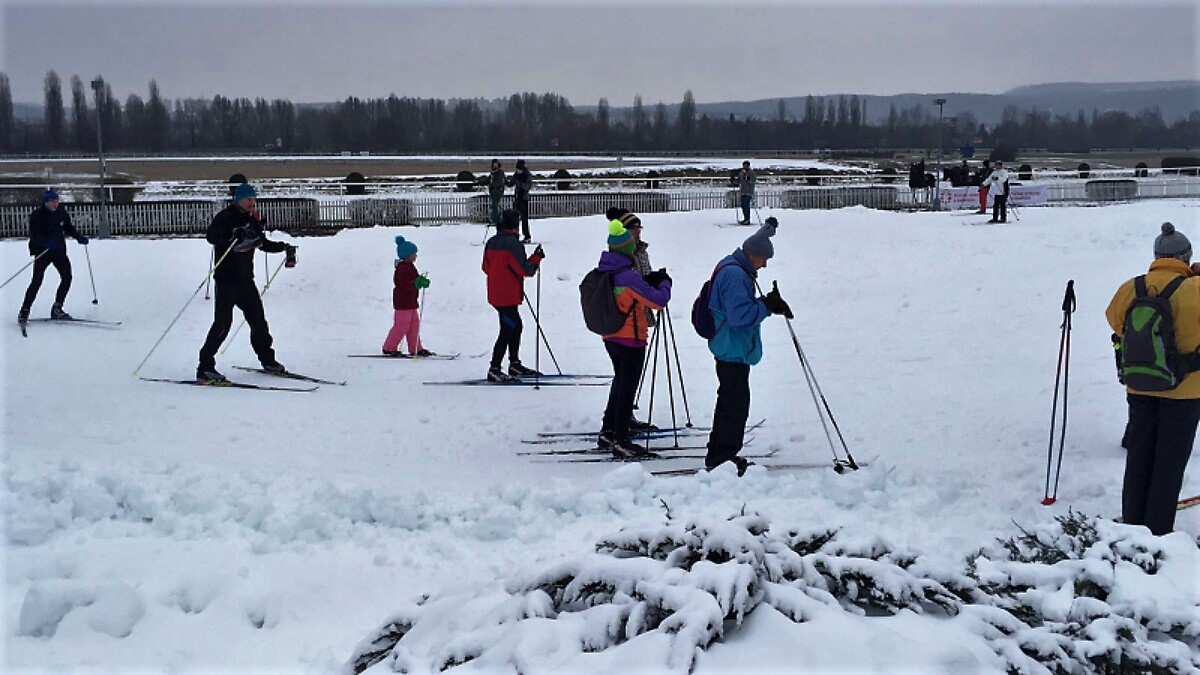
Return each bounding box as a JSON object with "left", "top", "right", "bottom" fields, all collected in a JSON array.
[{"left": 607, "top": 220, "right": 636, "bottom": 258}]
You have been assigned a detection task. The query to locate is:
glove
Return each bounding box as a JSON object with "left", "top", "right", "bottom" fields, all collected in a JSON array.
[
  {"left": 414, "top": 274, "right": 431, "bottom": 290},
  {"left": 532, "top": 245, "right": 545, "bottom": 260},
  {"left": 645, "top": 268, "right": 672, "bottom": 287},
  {"left": 76, "top": 235, "right": 90, "bottom": 245},
  {"left": 762, "top": 282, "right": 794, "bottom": 319},
  {"left": 284, "top": 244, "right": 298, "bottom": 268},
  {"left": 43, "top": 239, "right": 60, "bottom": 252}
]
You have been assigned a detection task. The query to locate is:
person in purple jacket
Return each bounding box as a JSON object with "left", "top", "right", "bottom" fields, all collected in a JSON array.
[{"left": 595, "top": 217, "right": 672, "bottom": 459}]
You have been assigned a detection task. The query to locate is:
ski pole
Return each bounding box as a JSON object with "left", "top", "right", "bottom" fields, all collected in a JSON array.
[
  {"left": 760, "top": 280, "right": 858, "bottom": 472},
  {"left": 642, "top": 314, "right": 662, "bottom": 451},
  {"left": 205, "top": 249, "right": 214, "bottom": 300},
  {"left": 534, "top": 267, "right": 541, "bottom": 389},
  {"left": 83, "top": 244, "right": 98, "bottom": 304},
  {"left": 219, "top": 256, "right": 286, "bottom": 355},
  {"left": 418, "top": 287, "right": 426, "bottom": 324},
  {"left": 521, "top": 290, "right": 563, "bottom": 375},
  {"left": 660, "top": 309, "right": 681, "bottom": 448},
  {"left": 634, "top": 313, "right": 662, "bottom": 408},
  {"left": 1042, "top": 280, "right": 1075, "bottom": 506},
  {"left": 663, "top": 308, "right": 694, "bottom": 427},
  {"left": 0, "top": 250, "right": 47, "bottom": 291},
  {"left": 133, "top": 241, "right": 236, "bottom": 377}
]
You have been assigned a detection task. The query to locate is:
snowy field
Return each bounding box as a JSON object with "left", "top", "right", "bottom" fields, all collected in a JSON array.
[{"left": 4, "top": 201, "right": 1199, "bottom": 673}]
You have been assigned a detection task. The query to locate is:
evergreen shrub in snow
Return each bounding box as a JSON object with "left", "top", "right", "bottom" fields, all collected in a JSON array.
[{"left": 347, "top": 510, "right": 1199, "bottom": 674}]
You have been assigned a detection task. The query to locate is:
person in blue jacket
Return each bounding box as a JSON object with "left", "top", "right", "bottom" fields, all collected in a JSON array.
[
  {"left": 19, "top": 189, "right": 88, "bottom": 323},
  {"left": 704, "top": 218, "right": 791, "bottom": 475}
]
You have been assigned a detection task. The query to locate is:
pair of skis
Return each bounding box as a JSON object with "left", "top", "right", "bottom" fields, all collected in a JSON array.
[
  {"left": 348, "top": 352, "right": 460, "bottom": 361},
  {"left": 19, "top": 316, "right": 122, "bottom": 338},
  {"left": 424, "top": 373, "right": 611, "bottom": 387},
  {"left": 140, "top": 365, "right": 345, "bottom": 392}
]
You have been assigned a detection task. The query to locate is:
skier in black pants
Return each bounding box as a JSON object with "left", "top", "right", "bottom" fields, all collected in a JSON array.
[
  {"left": 508, "top": 159, "right": 534, "bottom": 243},
  {"left": 19, "top": 189, "right": 89, "bottom": 323},
  {"left": 985, "top": 160, "right": 1010, "bottom": 223},
  {"left": 196, "top": 183, "right": 295, "bottom": 383}
]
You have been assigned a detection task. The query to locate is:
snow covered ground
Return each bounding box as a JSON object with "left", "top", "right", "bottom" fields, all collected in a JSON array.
[{"left": 3, "top": 200, "right": 1199, "bottom": 673}]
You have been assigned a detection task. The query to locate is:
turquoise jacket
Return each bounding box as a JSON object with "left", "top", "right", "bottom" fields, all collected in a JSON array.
[{"left": 707, "top": 250, "right": 770, "bottom": 365}]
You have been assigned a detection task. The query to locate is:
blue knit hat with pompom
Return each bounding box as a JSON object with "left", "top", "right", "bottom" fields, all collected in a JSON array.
[{"left": 395, "top": 235, "right": 418, "bottom": 260}]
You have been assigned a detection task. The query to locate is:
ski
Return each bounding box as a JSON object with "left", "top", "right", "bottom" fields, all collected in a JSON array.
[
  {"left": 23, "top": 317, "right": 122, "bottom": 328},
  {"left": 423, "top": 379, "right": 607, "bottom": 387},
  {"left": 533, "top": 417, "right": 766, "bottom": 441},
  {"left": 519, "top": 442, "right": 714, "bottom": 456},
  {"left": 651, "top": 461, "right": 867, "bottom": 477},
  {"left": 233, "top": 366, "right": 346, "bottom": 386},
  {"left": 540, "top": 449, "right": 776, "bottom": 465},
  {"left": 348, "top": 353, "right": 460, "bottom": 360},
  {"left": 139, "top": 377, "right": 318, "bottom": 392},
  {"left": 18, "top": 321, "right": 27, "bottom": 338},
  {"left": 527, "top": 373, "right": 611, "bottom": 380},
  {"left": 1179, "top": 494, "right": 1200, "bottom": 510}
]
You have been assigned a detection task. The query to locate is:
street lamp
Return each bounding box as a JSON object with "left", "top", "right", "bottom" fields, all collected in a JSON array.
[
  {"left": 90, "top": 76, "right": 110, "bottom": 238},
  {"left": 933, "top": 98, "right": 946, "bottom": 211}
]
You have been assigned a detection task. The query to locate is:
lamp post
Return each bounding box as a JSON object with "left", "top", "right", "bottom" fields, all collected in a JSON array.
[
  {"left": 90, "top": 76, "right": 110, "bottom": 238},
  {"left": 933, "top": 98, "right": 946, "bottom": 211}
]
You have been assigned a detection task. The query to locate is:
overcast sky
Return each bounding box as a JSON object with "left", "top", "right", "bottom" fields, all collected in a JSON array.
[{"left": 2, "top": 0, "right": 1196, "bottom": 106}]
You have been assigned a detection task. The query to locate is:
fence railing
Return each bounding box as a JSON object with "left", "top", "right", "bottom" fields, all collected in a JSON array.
[{"left": 2, "top": 177, "right": 1197, "bottom": 238}]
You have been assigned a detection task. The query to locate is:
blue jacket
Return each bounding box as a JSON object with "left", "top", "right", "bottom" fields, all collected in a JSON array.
[{"left": 707, "top": 249, "right": 769, "bottom": 365}]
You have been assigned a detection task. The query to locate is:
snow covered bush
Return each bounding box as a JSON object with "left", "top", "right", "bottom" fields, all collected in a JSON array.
[{"left": 346, "top": 510, "right": 1199, "bottom": 674}]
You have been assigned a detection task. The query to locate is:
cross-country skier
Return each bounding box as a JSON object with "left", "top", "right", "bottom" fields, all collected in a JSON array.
[{"left": 18, "top": 189, "right": 88, "bottom": 324}]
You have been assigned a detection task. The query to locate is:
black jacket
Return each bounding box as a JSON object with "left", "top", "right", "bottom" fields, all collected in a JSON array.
[
  {"left": 28, "top": 204, "right": 82, "bottom": 256},
  {"left": 488, "top": 168, "right": 506, "bottom": 198},
  {"left": 208, "top": 202, "right": 288, "bottom": 283},
  {"left": 510, "top": 168, "right": 532, "bottom": 199}
]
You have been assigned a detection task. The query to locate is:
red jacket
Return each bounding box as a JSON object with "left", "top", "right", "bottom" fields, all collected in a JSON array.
[
  {"left": 482, "top": 230, "right": 542, "bottom": 307},
  {"left": 393, "top": 260, "right": 419, "bottom": 310}
]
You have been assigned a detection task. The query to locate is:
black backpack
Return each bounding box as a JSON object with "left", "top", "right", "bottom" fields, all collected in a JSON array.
[
  {"left": 580, "top": 269, "right": 629, "bottom": 335},
  {"left": 691, "top": 261, "right": 740, "bottom": 339},
  {"left": 1117, "top": 275, "right": 1197, "bottom": 391}
]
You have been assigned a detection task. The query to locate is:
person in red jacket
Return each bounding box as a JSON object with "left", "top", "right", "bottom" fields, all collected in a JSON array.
[
  {"left": 382, "top": 235, "right": 432, "bottom": 357},
  {"left": 482, "top": 209, "right": 544, "bottom": 382}
]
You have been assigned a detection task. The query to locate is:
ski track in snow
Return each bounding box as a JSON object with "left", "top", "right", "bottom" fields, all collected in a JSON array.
[{"left": 4, "top": 202, "right": 1199, "bottom": 672}]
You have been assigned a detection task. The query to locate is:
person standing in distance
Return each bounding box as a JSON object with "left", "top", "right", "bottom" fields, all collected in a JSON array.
[
  {"left": 704, "top": 218, "right": 791, "bottom": 475},
  {"left": 486, "top": 159, "right": 506, "bottom": 227},
  {"left": 738, "top": 160, "right": 757, "bottom": 225},
  {"left": 19, "top": 189, "right": 88, "bottom": 323},
  {"left": 985, "top": 160, "right": 1010, "bottom": 223},
  {"left": 508, "top": 159, "right": 534, "bottom": 243},
  {"left": 196, "top": 183, "right": 296, "bottom": 383}
]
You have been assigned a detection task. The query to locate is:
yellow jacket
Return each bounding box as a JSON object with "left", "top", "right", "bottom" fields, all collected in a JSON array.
[{"left": 1106, "top": 258, "right": 1200, "bottom": 399}]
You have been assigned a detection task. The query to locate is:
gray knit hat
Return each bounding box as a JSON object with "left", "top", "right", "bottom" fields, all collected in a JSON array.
[
  {"left": 1154, "top": 222, "right": 1192, "bottom": 261},
  {"left": 742, "top": 219, "right": 778, "bottom": 259}
]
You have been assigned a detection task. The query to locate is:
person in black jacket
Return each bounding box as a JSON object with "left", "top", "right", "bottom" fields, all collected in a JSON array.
[
  {"left": 19, "top": 189, "right": 88, "bottom": 323},
  {"left": 508, "top": 159, "right": 533, "bottom": 243},
  {"left": 196, "top": 183, "right": 295, "bottom": 382},
  {"left": 486, "top": 159, "right": 505, "bottom": 227}
]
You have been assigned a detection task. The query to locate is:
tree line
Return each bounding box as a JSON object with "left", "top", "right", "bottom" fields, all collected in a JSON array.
[{"left": 0, "top": 71, "right": 1197, "bottom": 156}]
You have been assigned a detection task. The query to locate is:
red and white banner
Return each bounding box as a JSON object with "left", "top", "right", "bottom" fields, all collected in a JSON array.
[{"left": 939, "top": 184, "right": 1049, "bottom": 210}]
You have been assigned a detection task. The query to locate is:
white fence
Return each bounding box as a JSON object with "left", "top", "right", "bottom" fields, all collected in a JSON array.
[{"left": 2, "top": 176, "right": 1198, "bottom": 239}]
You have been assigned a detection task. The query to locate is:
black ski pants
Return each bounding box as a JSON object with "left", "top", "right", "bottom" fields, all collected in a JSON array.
[
  {"left": 490, "top": 305, "right": 523, "bottom": 369},
  {"left": 602, "top": 341, "right": 646, "bottom": 443},
  {"left": 198, "top": 278, "right": 276, "bottom": 371},
  {"left": 22, "top": 251, "right": 72, "bottom": 311},
  {"left": 1122, "top": 394, "right": 1199, "bottom": 535},
  {"left": 707, "top": 360, "right": 752, "bottom": 469},
  {"left": 992, "top": 193, "right": 1008, "bottom": 222},
  {"left": 513, "top": 194, "right": 531, "bottom": 240}
]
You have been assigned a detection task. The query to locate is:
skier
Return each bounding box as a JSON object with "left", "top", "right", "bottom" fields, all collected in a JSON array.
[
  {"left": 486, "top": 159, "right": 506, "bottom": 227},
  {"left": 482, "top": 208, "right": 544, "bottom": 382},
  {"left": 594, "top": 216, "right": 672, "bottom": 459},
  {"left": 975, "top": 160, "right": 993, "bottom": 214},
  {"left": 382, "top": 235, "right": 432, "bottom": 357},
  {"left": 196, "top": 183, "right": 295, "bottom": 383},
  {"left": 1105, "top": 222, "right": 1200, "bottom": 535},
  {"left": 704, "top": 219, "right": 791, "bottom": 475},
  {"left": 18, "top": 189, "right": 89, "bottom": 323},
  {"left": 508, "top": 159, "right": 534, "bottom": 242},
  {"left": 738, "top": 160, "right": 757, "bottom": 224},
  {"left": 985, "top": 160, "right": 1010, "bottom": 223}
]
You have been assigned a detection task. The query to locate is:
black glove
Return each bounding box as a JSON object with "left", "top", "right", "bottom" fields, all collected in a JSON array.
[
  {"left": 762, "top": 282, "right": 794, "bottom": 319},
  {"left": 645, "top": 268, "right": 672, "bottom": 287}
]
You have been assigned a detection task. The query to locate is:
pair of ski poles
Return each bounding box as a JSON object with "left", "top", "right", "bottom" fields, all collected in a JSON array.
[
  {"left": 633, "top": 308, "right": 694, "bottom": 449},
  {"left": 0, "top": 244, "right": 101, "bottom": 305},
  {"left": 1042, "top": 280, "right": 1075, "bottom": 505}
]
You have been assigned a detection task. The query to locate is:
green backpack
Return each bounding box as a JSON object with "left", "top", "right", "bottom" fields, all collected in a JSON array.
[{"left": 1117, "top": 275, "right": 1197, "bottom": 391}]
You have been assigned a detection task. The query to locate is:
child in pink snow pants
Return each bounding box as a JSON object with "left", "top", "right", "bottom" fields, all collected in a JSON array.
[{"left": 383, "top": 235, "right": 431, "bottom": 356}]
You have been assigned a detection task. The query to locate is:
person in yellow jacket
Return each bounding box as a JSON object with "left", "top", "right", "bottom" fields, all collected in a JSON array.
[{"left": 1105, "top": 222, "right": 1200, "bottom": 535}]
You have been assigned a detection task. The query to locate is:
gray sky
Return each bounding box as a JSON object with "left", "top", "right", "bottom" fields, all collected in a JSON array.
[{"left": 2, "top": 0, "right": 1197, "bottom": 105}]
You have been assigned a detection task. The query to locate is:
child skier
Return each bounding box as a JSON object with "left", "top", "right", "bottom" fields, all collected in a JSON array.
[{"left": 382, "top": 235, "right": 432, "bottom": 357}]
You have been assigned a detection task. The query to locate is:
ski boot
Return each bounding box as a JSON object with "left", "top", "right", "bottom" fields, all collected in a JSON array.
[
  {"left": 488, "top": 367, "right": 518, "bottom": 383},
  {"left": 261, "top": 361, "right": 287, "bottom": 375},
  {"left": 508, "top": 361, "right": 542, "bottom": 378},
  {"left": 50, "top": 304, "right": 71, "bottom": 320},
  {"left": 17, "top": 307, "right": 29, "bottom": 324},
  {"left": 196, "top": 367, "right": 229, "bottom": 384}
]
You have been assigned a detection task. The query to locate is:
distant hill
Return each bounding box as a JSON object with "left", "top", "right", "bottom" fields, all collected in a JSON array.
[{"left": 595, "top": 81, "right": 1200, "bottom": 127}]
